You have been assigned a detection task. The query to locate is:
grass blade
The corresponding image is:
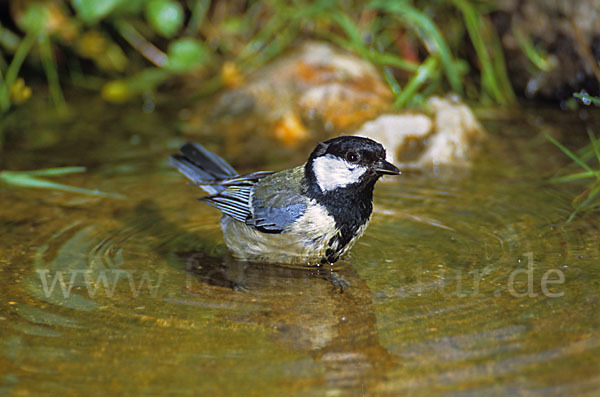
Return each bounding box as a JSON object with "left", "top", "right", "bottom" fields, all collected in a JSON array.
[
  {"left": 452, "top": 0, "right": 513, "bottom": 104},
  {"left": 383, "top": 66, "right": 402, "bottom": 95},
  {"left": 368, "top": 51, "right": 419, "bottom": 72},
  {"left": 487, "top": 19, "right": 516, "bottom": 103},
  {"left": 550, "top": 171, "right": 599, "bottom": 183},
  {"left": 545, "top": 134, "right": 596, "bottom": 174},
  {"left": 512, "top": 25, "right": 553, "bottom": 71},
  {"left": 331, "top": 12, "right": 365, "bottom": 53},
  {"left": 588, "top": 129, "right": 600, "bottom": 164},
  {"left": 1, "top": 30, "right": 36, "bottom": 113},
  {"left": 238, "top": 14, "right": 286, "bottom": 61},
  {"left": 369, "top": 0, "right": 462, "bottom": 95},
  {"left": 394, "top": 56, "right": 438, "bottom": 108},
  {"left": 11, "top": 167, "right": 87, "bottom": 176},
  {"left": 0, "top": 168, "right": 125, "bottom": 199},
  {"left": 39, "top": 33, "right": 66, "bottom": 112},
  {"left": 568, "top": 180, "right": 600, "bottom": 222},
  {"left": 185, "top": 0, "right": 211, "bottom": 35}
]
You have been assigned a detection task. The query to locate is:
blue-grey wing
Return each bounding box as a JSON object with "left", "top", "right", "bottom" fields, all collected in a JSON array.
[
  {"left": 246, "top": 169, "right": 307, "bottom": 233},
  {"left": 203, "top": 185, "right": 306, "bottom": 233},
  {"left": 202, "top": 168, "right": 306, "bottom": 233},
  {"left": 201, "top": 185, "right": 253, "bottom": 222},
  {"left": 249, "top": 200, "right": 306, "bottom": 233},
  {"left": 199, "top": 171, "right": 275, "bottom": 222}
]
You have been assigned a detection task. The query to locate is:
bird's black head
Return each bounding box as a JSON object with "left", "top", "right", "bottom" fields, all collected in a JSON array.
[
  {"left": 306, "top": 136, "right": 400, "bottom": 193},
  {"left": 304, "top": 136, "right": 400, "bottom": 262}
]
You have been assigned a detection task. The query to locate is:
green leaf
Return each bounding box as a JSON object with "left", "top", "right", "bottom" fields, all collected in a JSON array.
[
  {"left": 165, "top": 38, "right": 209, "bottom": 72},
  {"left": 145, "top": 0, "right": 184, "bottom": 38},
  {"left": 112, "top": 0, "right": 147, "bottom": 15},
  {"left": 71, "top": 0, "right": 124, "bottom": 24},
  {"left": 20, "top": 3, "right": 49, "bottom": 33}
]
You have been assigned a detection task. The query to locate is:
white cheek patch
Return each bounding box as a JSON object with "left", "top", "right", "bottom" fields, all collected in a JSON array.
[{"left": 313, "top": 154, "right": 367, "bottom": 192}]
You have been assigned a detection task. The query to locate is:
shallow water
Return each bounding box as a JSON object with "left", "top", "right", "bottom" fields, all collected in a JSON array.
[{"left": 1, "top": 98, "right": 599, "bottom": 396}]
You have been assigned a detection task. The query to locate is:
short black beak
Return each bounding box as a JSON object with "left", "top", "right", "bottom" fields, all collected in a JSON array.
[{"left": 374, "top": 159, "right": 401, "bottom": 175}]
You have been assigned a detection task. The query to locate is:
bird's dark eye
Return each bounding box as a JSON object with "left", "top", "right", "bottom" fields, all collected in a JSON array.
[{"left": 345, "top": 151, "right": 360, "bottom": 163}]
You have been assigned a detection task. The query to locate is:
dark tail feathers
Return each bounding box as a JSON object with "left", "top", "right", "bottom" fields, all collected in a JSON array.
[{"left": 169, "top": 143, "right": 238, "bottom": 194}]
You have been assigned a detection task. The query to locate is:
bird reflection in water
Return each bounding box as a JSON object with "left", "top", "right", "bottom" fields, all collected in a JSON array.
[{"left": 176, "top": 251, "right": 397, "bottom": 391}]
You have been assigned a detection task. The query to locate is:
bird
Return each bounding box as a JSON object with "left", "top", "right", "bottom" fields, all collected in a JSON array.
[{"left": 169, "top": 136, "right": 400, "bottom": 265}]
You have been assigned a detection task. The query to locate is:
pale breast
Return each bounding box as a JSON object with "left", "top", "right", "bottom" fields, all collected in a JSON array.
[{"left": 220, "top": 200, "right": 339, "bottom": 265}]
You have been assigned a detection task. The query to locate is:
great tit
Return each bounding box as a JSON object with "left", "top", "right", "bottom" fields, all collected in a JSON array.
[{"left": 169, "top": 136, "right": 400, "bottom": 265}]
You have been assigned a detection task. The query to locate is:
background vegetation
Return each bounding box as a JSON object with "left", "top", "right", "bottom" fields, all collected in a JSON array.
[
  {"left": 1, "top": 0, "right": 522, "bottom": 115},
  {"left": 0, "top": 0, "right": 598, "bottom": 219}
]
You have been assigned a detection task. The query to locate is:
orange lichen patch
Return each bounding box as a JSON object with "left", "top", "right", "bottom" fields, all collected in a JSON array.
[
  {"left": 299, "top": 83, "right": 391, "bottom": 129},
  {"left": 327, "top": 103, "right": 386, "bottom": 130},
  {"left": 222, "top": 61, "right": 244, "bottom": 88},
  {"left": 189, "top": 42, "right": 395, "bottom": 152},
  {"left": 295, "top": 62, "right": 319, "bottom": 83},
  {"left": 273, "top": 113, "right": 309, "bottom": 147},
  {"left": 295, "top": 62, "right": 338, "bottom": 84},
  {"left": 292, "top": 44, "right": 394, "bottom": 129},
  {"left": 348, "top": 75, "right": 393, "bottom": 99}
]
